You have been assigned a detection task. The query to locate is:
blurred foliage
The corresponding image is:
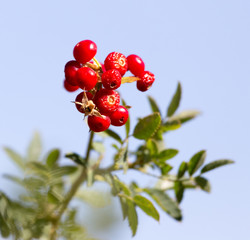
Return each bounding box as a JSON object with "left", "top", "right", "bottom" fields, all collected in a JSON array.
[{"left": 0, "top": 83, "right": 234, "bottom": 239}]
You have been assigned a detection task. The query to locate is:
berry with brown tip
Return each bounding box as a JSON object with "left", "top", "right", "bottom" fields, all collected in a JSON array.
[
  {"left": 136, "top": 71, "right": 155, "bottom": 92},
  {"left": 75, "top": 91, "right": 94, "bottom": 113},
  {"left": 104, "top": 52, "right": 128, "bottom": 76},
  {"left": 109, "top": 105, "right": 129, "bottom": 126},
  {"left": 101, "top": 69, "right": 121, "bottom": 90}
]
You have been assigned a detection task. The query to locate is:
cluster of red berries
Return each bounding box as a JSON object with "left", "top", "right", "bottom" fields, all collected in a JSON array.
[{"left": 63, "top": 40, "right": 155, "bottom": 132}]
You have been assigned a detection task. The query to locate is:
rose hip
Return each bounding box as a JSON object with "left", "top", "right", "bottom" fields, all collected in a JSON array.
[
  {"left": 101, "top": 69, "right": 121, "bottom": 90},
  {"left": 104, "top": 52, "right": 128, "bottom": 76},
  {"left": 88, "top": 115, "right": 111, "bottom": 132},
  {"left": 75, "top": 91, "right": 94, "bottom": 113},
  {"left": 94, "top": 89, "right": 120, "bottom": 115},
  {"left": 109, "top": 105, "right": 129, "bottom": 126},
  {"left": 64, "top": 60, "right": 82, "bottom": 86},
  {"left": 73, "top": 40, "right": 97, "bottom": 64},
  {"left": 76, "top": 67, "right": 98, "bottom": 90},
  {"left": 64, "top": 79, "right": 79, "bottom": 92},
  {"left": 136, "top": 71, "right": 155, "bottom": 92},
  {"left": 127, "top": 54, "right": 145, "bottom": 76}
]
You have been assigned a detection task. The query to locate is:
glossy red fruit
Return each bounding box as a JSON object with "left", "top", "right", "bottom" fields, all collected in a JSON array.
[
  {"left": 104, "top": 52, "right": 128, "bottom": 76},
  {"left": 75, "top": 91, "right": 94, "bottom": 113},
  {"left": 127, "top": 54, "right": 145, "bottom": 76},
  {"left": 64, "top": 60, "right": 82, "bottom": 86},
  {"left": 94, "top": 89, "right": 120, "bottom": 115},
  {"left": 136, "top": 71, "right": 155, "bottom": 92},
  {"left": 101, "top": 63, "right": 106, "bottom": 72},
  {"left": 76, "top": 67, "right": 98, "bottom": 90},
  {"left": 101, "top": 69, "right": 121, "bottom": 90},
  {"left": 73, "top": 40, "right": 97, "bottom": 64},
  {"left": 88, "top": 115, "right": 111, "bottom": 132},
  {"left": 109, "top": 105, "right": 129, "bottom": 126},
  {"left": 64, "top": 79, "right": 79, "bottom": 92}
]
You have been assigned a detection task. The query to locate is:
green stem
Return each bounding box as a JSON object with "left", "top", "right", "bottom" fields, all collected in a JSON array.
[
  {"left": 49, "top": 131, "right": 95, "bottom": 240},
  {"left": 92, "top": 57, "right": 102, "bottom": 69}
]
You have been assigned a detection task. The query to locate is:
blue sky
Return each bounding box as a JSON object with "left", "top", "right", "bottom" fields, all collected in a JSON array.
[{"left": 0, "top": 0, "right": 250, "bottom": 239}]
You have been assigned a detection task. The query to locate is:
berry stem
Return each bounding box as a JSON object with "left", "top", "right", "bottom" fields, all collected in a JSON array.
[
  {"left": 92, "top": 57, "right": 102, "bottom": 69},
  {"left": 49, "top": 131, "right": 95, "bottom": 240}
]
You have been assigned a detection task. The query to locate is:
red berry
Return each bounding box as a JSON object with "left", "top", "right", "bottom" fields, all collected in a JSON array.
[
  {"left": 64, "top": 79, "right": 79, "bottom": 92},
  {"left": 101, "top": 69, "right": 121, "bottom": 90},
  {"left": 88, "top": 115, "right": 111, "bottom": 132},
  {"left": 64, "top": 60, "right": 82, "bottom": 86},
  {"left": 109, "top": 105, "right": 129, "bottom": 126},
  {"left": 136, "top": 71, "right": 155, "bottom": 92},
  {"left": 94, "top": 89, "right": 120, "bottom": 115},
  {"left": 76, "top": 67, "right": 98, "bottom": 90},
  {"left": 101, "top": 63, "right": 106, "bottom": 72},
  {"left": 127, "top": 54, "right": 145, "bottom": 76},
  {"left": 73, "top": 40, "right": 97, "bottom": 64},
  {"left": 75, "top": 91, "right": 94, "bottom": 113},
  {"left": 104, "top": 52, "right": 128, "bottom": 76}
]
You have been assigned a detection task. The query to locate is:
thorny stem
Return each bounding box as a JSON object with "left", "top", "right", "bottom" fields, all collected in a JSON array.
[{"left": 49, "top": 131, "right": 95, "bottom": 240}]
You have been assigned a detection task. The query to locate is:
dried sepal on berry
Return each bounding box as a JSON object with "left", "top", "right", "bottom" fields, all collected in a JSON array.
[{"left": 74, "top": 91, "right": 102, "bottom": 118}]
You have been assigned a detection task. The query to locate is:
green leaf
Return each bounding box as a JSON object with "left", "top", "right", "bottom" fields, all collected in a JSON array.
[
  {"left": 127, "top": 199, "right": 138, "bottom": 236},
  {"left": 168, "top": 110, "right": 200, "bottom": 124},
  {"left": 3, "top": 147, "right": 24, "bottom": 169},
  {"left": 26, "top": 162, "right": 50, "bottom": 179},
  {"left": 161, "top": 120, "right": 181, "bottom": 132},
  {"left": 160, "top": 163, "right": 173, "bottom": 175},
  {"left": 167, "top": 82, "right": 182, "bottom": 117},
  {"left": 65, "top": 152, "right": 86, "bottom": 166},
  {"left": 49, "top": 166, "right": 77, "bottom": 179},
  {"left": 177, "top": 161, "right": 187, "bottom": 178},
  {"left": 188, "top": 150, "right": 206, "bottom": 176},
  {"left": 47, "top": 189, "right": 62, "bottom": 204},
  {"left": 174, "top": 181, "right": 184, "bottom": 203},
  {"left": 119, "top": 196, "right": 128, "bottom": 220},
  {"left": 145, "top": 189, "right": 182, "bottom": 221},
  {"left": 200, "top": 159, "right": 234, "bottom": 174},
  {"left": 134, "top": 195, "right": 159, "bottom": 221},
  {"left": 113, "top": 176, "right": 131, "bottom": 196},
  {"left": 125, "top": 115, "right": 130, "bottom": 137},
  {"left": 0, "top": 214, "right": 10, "bottom": 238},
  {"left": 133, "top": 113, "right": 161, "bottom": 140},
  {"left": 195, "top": 176, "right": 211, "bottom": 192},
  {"left": 23, "top": 177, "right": 46, "bottom": 190},
  {"left": 148, "top": 96, "right": 161, "bottom": 115},
  {"left": 157, "top": 149, "right": 179, "bottom": 161},
  {"left": 114, "top": 144, "right": 128, "bottom": 172},
  {"left": 46, "top": 149, "right": 60, "bottom": 168},
  {"left": 92, "top": 141, "right": 105, "bottom": 154},
  {"left": 104, "top": 129, "right": 123, "bottom": 144},
  {"left": 27, "top": 132, "right": 42, "bottom": 162},
  {"left": 146, "top": 139, "right": 158, "bottom": 156},
  {"left": 3, "top": 174, "right": 24, "bottom": 187}
]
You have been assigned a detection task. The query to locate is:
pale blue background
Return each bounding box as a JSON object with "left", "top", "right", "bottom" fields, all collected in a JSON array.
[{"left": 0, "top": 0, "right": 250, "bottom": 239}]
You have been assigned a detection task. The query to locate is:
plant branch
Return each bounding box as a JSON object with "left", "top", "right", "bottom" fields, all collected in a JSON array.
[{"left": 49, "top": 131, "right": 95, "bottom": 240}]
